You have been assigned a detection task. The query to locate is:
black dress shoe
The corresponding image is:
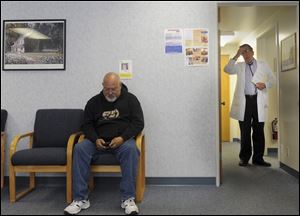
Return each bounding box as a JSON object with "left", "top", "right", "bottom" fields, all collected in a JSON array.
[
  {"left": 239, "top": 160, "right": 248, "bottom": 166},
  {"left": 252, "top": 160, "right": 271, "bottom": 167}
]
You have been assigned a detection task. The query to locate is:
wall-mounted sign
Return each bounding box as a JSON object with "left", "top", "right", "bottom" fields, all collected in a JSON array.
[
  {"left": 164, "top": 28, "right": 183, "bottom": 54},
  {"left": 119, "top": 60, "right": 133, "bottom": 79},
  {"left": 184, "top": 28, "right": 209, "bottom": 66}
]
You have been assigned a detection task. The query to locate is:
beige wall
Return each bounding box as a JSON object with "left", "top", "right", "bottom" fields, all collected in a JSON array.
[
  {"left": 277, "top": 7, "right": 299, "bottom": 171},
  {"left": 250, "top": 6, "right": 298, "bottom": 171},
  {"left": 257, "top": 27, "right": 279, "bottom": 152}
]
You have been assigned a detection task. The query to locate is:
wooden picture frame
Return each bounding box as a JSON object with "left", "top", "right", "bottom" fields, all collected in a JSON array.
[{"left": 281, "top": 33, "right": 296, "bottom": 72}]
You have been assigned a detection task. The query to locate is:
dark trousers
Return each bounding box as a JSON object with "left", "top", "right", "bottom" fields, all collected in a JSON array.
[{"left": 239, "top": 95, "right": 265, "bottom": 162}]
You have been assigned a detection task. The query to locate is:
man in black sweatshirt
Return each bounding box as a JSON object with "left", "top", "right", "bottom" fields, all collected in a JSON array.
[{"left": 64, "top": 72, "right": 144, "bottom": 215}]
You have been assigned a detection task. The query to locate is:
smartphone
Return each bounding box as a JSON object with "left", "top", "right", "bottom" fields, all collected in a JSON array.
[{"left": 103, "top": 141, "right": 110, "bottom": 147}]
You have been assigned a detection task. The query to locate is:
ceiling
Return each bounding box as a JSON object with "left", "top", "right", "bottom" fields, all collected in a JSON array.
[{"left": 219, "top": 6, "right": 282, "bottom": 46}]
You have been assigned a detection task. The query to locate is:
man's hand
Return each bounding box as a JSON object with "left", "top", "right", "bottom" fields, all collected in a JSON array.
[
  {"left": 96, "top": 138, "right": 109, "bottom": 150},
  {"left": 255, "top": 82, "right": 266, "bottom": 90},
  {"left": 233, "top": 47, "right": 244, "bottom": 60},
  {"left": 109, "top": 136, "right": 124, "bottom": 149}
]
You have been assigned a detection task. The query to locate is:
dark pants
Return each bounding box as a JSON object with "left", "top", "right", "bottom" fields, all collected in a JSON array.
[{"left": 239, "top": 95, "right": 265, "bottom": 163}]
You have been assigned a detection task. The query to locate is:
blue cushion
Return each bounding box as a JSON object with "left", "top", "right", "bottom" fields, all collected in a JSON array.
[
  {"left": 1, "top": 109, "right": 8, "bottom": 132},
  {"left": 33, "top": 109, "right": 83, "bottom": 148},
  {"left": 11, "top": 147, "right": 67, "bottom": 165}
]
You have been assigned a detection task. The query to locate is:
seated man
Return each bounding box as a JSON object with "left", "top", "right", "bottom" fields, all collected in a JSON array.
[{"left": 64, "top": 72, "right": 144, "bottom": 215}]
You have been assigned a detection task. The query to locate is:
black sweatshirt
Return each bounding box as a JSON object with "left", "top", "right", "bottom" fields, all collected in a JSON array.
[{"left": 82, "top": 84, "right": 144, "bottom": 143}]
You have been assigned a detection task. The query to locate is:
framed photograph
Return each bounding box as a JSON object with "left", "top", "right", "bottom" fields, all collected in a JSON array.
[
  {"left": 281, "top": 33, "right": 296, "bottom": 72},
  {"left": 2, "top": 19, "right": 66, "bottom": 71}
]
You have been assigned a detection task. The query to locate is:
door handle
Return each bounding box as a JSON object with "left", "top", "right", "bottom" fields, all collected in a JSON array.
[{"left": 221, "top": 101, "right": 225, "bottom": 106}]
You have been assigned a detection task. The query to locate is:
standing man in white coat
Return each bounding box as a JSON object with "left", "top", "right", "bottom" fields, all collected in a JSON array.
[{"left": 224, "top": 44, "right": 276, "bottom": 167}]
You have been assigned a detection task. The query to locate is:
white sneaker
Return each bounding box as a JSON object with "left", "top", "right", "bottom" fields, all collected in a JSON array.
[
  {"left": 121, "top": 197, "right": 139, "bottom": 215},
  {"left": 64, "top": 200, "right": 90, "bottom": 215}
]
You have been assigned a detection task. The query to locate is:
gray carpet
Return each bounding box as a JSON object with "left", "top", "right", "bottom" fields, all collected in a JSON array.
[{"left": 1, "top": 142, "right": 299, "bottom": 215}]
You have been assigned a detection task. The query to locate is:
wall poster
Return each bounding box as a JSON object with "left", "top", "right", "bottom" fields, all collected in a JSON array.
[
  {"left": 183, "top": 28, "right": 208, "bottom": 66},
  {"left": 119, "top": 60, "right": 133, "bottom": 79},
  {"left": 2, "top": 19, "right": 66, "bottom": 71},
  {"left": 281, "top": 33, "right": 296, "bottom": 72},
  {"left": 164, "top": 28, "right": 183, "bottom": 54}
]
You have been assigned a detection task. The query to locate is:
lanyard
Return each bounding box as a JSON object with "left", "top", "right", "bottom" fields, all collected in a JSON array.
[{"left": 248, "top": 62, "right": 254, "bottom": 76}]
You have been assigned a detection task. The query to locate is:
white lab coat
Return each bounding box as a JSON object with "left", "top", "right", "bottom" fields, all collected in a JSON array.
[{"left": 224, "top": 59, "right": 276, "bottom": 122}]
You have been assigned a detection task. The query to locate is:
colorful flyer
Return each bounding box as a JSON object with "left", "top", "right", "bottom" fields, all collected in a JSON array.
[
  {"left": 119, "top": 60, "right": 133, "bottom": 79},
  {"left": 164, "top": 28, "right": 183, "bottom": 54},
  {"left": 184, "top": 28, "right": 209, "bottom": 66}
]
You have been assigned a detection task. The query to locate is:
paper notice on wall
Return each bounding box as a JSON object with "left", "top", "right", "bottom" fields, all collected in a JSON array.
[
  {"left": 183, "top": 28, "right": 209, "bottom": 66},
  {"left": 119, "top": 60, "right": 133, "bottom": 79},
  {"left": 164, "top": 28, "right": 183, "bottom": 54}
]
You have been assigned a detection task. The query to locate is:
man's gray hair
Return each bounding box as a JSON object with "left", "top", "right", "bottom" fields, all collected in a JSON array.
[{"left": 239, "top": 44, "right": 253, "bottom": 52}]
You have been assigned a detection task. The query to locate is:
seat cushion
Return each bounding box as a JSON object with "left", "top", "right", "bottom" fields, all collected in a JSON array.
[
  {"left": 1, "top": 109, "right": 8, "bottom": 132},
  {"left": 91, "top": 153, "right": 120, "bottom": 165},
  {"left": 11, "top": 147, "right": 67, "bottom": 165},
  {"left": 33, "top": 109, "right": 84, "bottom": 148}
]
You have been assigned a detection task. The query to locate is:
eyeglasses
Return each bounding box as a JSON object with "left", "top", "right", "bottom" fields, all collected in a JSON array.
[
  {"left": 241, "top": 49, "right": 253, "bottom": 55},
  {"left": 103, "top": 87, "right": 120, "bottom": 93}
]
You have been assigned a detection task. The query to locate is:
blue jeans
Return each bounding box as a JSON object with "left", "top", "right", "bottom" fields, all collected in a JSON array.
[{"left": 72, "top": 138, "right": 140, "bottom": 201}]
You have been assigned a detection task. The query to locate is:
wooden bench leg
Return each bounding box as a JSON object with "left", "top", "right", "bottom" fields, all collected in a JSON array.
[
  {"left": 66, "top": 171, "right": 72, "bottom": 203},
  {"left": 9, "top": 166, "right": 16, "bottom": 203},
  {"left": 135, "top": 137, "right": 145, "bottom": 203},
  {"left": 9, "top": 167, "right": 35, "bottom": 203},
  {"left": 88, "top": 174, "right": 95, "bottom": 191}
]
